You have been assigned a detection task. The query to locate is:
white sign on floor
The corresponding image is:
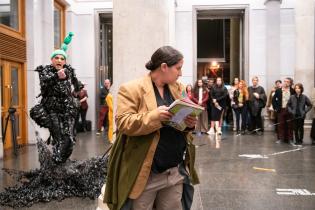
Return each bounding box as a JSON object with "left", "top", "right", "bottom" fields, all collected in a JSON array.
[{"left": 276, "top": 188, "right": 315, "bottom": 196}]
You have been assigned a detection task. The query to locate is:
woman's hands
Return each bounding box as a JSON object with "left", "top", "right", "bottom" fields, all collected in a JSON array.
[
  {"left": 184, "top": 115, "right": 197, "bottom": 128},
  {"left": 157, "top": 106, "right": 197, "bottom": 128},
  {"left": 157, "top": 106, "right": 173, "bottom": 121}
]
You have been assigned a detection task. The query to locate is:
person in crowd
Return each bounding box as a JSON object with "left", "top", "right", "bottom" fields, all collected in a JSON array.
[
  {"left": 192, "top": 79, "right": 209, "bottom": 134},
  {"left": 78, "top": 82, "right": 88, "bottom": 131},
  {"left": 287, "top": 77, "right": 294, "bottom": 89},
  {"left": 105, "top": 88, "right": 113, "bottom": 143},
  {"left": 247, "top": 76, "right": 267, "bottom": 135},
  {"left": 229, "top": 77, "right": 240, "bottom": 131},
  {"left": 72, "top": 82, "right": 88, "bottom": 133},
  {"left": 311, "top": 89, "right": 315, "bottom": 145},
  {"left": 287, "top": 83, "right": 312, "bottom": 146},
  {"left": 232, "top": 80, "right": 249, "bottom": 135},
  {"left": 208, "top": 77, "right": 228, "bottom": 135},
  {"left": 266, "top": 80, "right": 282, "bottom": 136},
  {"left": 272, "top": 78, "right": 295, "bottom": 143},
  {"left": 186, "top": 84, "right": 193, "bottom": 100},
  {"left": 96, "top": 79, "right": 111, "bottom": 135},
  {"left": 206, "top": 78, "right": 214, "bottom": 125},
  {"left": 30, "top": 32, "right": 81, "bottom": 163},
  {"left": 104, "top": 46, "right": 199, "bottom": 210}
]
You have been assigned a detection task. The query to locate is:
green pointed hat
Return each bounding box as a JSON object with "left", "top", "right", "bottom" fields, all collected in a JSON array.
[{"left": 51, "top": 32, "right": 74, "bottom": 59}]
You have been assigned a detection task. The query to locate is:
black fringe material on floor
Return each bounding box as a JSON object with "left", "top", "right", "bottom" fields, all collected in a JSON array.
[{"left": 0, "top": 133, "right": 108, "bottom": 208}]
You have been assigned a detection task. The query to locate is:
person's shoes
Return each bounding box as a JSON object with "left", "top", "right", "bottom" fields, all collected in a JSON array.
[
  {"left": 276, "top": 139, "right": 281, "bottom": 144},
  {"left": 217, "top": 127, "right": 222, "bottom": 135},
  {"left": 236, "top": 130, "right": 241, "bottom": 135},
  {"left": 207, "top": 127, "right": 215, "bottom": 135},
  {"left": 241, "top": 130, "right": 246, "bottom": 135},
  {"left": 256, "top": 131, "right": 263, "bottom": 136},
  {"left": 96, "top": 131, "right": 101, "bottom": 135}
]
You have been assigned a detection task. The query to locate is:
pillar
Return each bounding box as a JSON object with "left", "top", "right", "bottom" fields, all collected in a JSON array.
[
  {"left": 265, "top": 0, "right": 281, "bottom": 95},
  {"left": 97, "top": 1, "right": 175, "bottom": 209},
  {"left": 295, "top": 0, "right": 315, "bottom": 120}
]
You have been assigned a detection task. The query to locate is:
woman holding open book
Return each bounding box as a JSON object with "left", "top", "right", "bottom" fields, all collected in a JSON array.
[
  {"left": 192, "top": 79, "right": 209, "bottom": 134},
  {"left": 104, "top": 46, "right": 199, "bottom": 210}
]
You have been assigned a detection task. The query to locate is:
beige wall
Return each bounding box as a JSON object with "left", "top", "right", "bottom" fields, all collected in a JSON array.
[
  {"left": 295, "top": 0, "right": 315, "bottom": 119},
  {"left": 112, "top": 0, "right": 175, "bottom": 112}
]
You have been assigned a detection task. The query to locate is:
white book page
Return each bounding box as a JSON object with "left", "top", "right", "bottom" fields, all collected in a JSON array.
[{"left": 170, "top": 107, "right": 193, "bottom": 124}]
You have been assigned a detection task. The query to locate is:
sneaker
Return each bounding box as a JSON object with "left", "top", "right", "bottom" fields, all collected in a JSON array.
[
  {"left": 276, "top": 140, "right": 281, "bottom": 144},
  {"left": 217, "top": 127, "right": 222, "bottom": 135},
  {"left": 256, "top": 131, "right": 263, "bottom": 136},
  {"left": 207, "top": 127, "right": 215, "bottom": 135},
  {"left": 236, "top": 130, "right": 241, "bottom": 135},
  {"left": 241, "top": 130, "right": 246, "bottom": 135},
  {"left": 96, "top": 131, "right": 101, "bottom": 135}
]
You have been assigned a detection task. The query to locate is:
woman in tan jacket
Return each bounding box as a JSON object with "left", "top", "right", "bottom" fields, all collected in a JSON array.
[{"left": 105, "top": 46, "right": 199, "bottom": 210}]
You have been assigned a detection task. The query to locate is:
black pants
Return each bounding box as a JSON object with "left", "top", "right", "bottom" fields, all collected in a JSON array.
[
  {"left": 80, "top": 108, "right": 88, "bottom": 128},
  {"left": 234, "top": 106, "right": 247, "bottom": 132},
  {"left": 293, "top": 118, "right": 304, "bottom": 144},
  {"left": 249, "top": 109, "right": 263, "bottom": 132}
]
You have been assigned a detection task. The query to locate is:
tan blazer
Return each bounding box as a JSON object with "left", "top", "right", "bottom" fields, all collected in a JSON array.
[{"left": 116, "top": 74, "right": 185, "bottom": 199}]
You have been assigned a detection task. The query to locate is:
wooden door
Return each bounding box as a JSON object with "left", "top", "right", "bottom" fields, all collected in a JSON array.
[{"left": 1, "top": 60, "right": 27, "bottom": 150}]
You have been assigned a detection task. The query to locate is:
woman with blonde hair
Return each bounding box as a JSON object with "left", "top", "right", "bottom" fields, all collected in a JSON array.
[{"left": 232, "top": 80, "right": 249, "bottom": 135}]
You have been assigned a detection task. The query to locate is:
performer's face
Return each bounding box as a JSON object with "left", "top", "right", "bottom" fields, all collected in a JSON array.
[{"left": 51, "top": 55, "right": 66, "bottom": 70}]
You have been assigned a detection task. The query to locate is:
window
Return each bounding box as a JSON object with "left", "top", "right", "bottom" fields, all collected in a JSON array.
[
  {"left": 0, "top": 0, "right": 19, "bottom": 30},
  {"left": 54, "top": 0, "right": 65, "bottom": 49}
]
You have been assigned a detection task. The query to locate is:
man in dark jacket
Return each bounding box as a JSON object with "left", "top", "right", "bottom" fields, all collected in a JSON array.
[
  {"left": 287, "top": 83, "right": 312, "bottom": 145},
  {"left": 272, "top": 78, "right": 295, "bottom": 143},
  {"left": 247, "top": 76, "right": 267, "bottom": 135}
]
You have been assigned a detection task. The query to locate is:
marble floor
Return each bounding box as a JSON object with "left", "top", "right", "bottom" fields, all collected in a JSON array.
[{"left": 1, "top": 130, "right": 315, "bottom": 210}]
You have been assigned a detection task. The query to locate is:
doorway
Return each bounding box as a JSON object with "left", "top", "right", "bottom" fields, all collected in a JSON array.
[
  {"left": 195, "top": 8, "right": 247, "bottom": 84},
  {"left": 1, "top": 60, "right": 27, "bottom": 150},
  {"left": 95, "top": 12, "right": 113, "bottom": 129}
]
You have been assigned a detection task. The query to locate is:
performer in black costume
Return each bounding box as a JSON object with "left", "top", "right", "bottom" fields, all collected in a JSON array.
[{"left": 30, "top": 32, "right": 81, "bottom": 163}]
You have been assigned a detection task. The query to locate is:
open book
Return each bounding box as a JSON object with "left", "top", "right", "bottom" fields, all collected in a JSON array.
[{"left": 164, "top": 98, "right": 205, "bottom": 131}]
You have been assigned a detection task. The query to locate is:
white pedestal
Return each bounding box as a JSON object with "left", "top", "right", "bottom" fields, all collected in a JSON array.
[{"left": 96, "top": 184, "right": 110, "bottom": 210}]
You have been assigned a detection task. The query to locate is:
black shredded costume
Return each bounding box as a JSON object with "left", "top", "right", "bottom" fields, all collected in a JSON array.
[{"left": 30, "top": 64, "right": 81, "bottom": 163}]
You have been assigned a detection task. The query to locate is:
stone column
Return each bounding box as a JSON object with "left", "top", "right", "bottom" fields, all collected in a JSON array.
[
  {"left": 112, "top": 0, "right": 174, "bottom": 95},
  {"left": 97, "top": 1, "right": 175, "bottom": 209},
  {"left": 230, "top": 18, "right": 240, "bottom": 82},
  {"left": 265, "top": 0, "right": 281, "bottom": 95},
  {"left": 295, "top": 0, "right": 315, "bottom": 120},
  {"left": 26, "top": 0, "right": 54, "bottom": 144}
]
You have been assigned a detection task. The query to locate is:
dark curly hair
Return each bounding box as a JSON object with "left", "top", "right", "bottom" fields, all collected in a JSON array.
[{"left": 145, "top": 46, "right": 183, "bottom": 71}]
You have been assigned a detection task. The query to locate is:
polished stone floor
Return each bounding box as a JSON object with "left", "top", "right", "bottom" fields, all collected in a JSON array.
[{"left": 1, "top": 129, "right": 315, "bottom": 210}]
